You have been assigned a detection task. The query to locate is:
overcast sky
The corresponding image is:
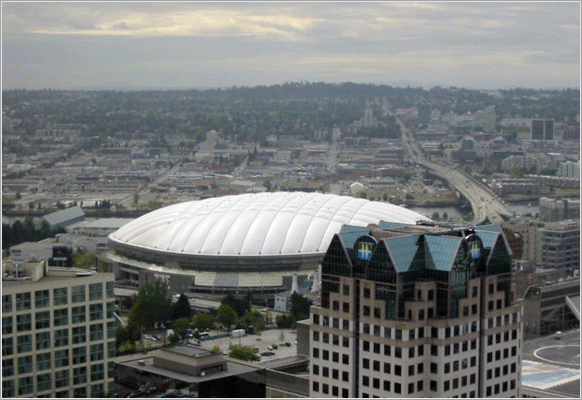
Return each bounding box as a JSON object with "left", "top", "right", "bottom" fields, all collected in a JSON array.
[{"left": 2, "top": 2, "right": 580, "bottom": 90}]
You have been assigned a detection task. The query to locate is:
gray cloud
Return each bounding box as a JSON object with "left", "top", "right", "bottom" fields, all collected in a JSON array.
[{"left": 1, "top": 2, "right": 579, "bottom": 89}]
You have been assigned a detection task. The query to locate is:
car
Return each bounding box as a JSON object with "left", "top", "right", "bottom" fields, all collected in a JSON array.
[
  {"left": 284, "top": 342, "right": 292, "bottom": 347},
  {"left": 261, "top": 351, "right": 275, "bottom": 357},
  {"left": 272, "top": 343, "right": 278, "bottom": 349}
]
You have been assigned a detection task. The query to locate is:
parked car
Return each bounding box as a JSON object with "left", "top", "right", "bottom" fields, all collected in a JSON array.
[
  {"left": 272, "top": 343, "right": 278, "bottom": 349},
  {"left": 261, "top": 351, "right": 275, "bottom": 357}
]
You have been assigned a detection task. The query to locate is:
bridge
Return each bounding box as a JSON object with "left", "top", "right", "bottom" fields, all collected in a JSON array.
[{"left": 398, "top": 117, "right": 513, "bottom": 225}]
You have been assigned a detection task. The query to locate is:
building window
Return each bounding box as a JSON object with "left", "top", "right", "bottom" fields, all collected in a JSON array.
[
  {"left": 373, "top": 378, "right": 380, "bottom": 389},
  {"left": 470, "top": 374, "right": 476, "bottom": 384},
  {"left": 395, "top": 347, "right": 402, "bottom": 358},
  {"left": 342, "top": 354, "right": 349, "bottom": 364},
  {"left": 363, "top": 376, "right": 369, "bottom": 387},
  {"left": 91, "top": 363, "right": 104, "bottom": 381},
  {"left": 384, "top": 327, "right": 391, "bottom": 338},
  {"left": 333, "top": 334, "right": 339, "bottom": 345},
  {"left": 106, "top": 281, "right": 115, "bottom": 298},
  {"left": 322, "top": 384, "right": 329, "bottom": 394},
  {"left": 37, "top": 352, "right": 51, "bottom": 371},
  {"left": 332, "top": 351, "right": 339, "bottom": 362},
  {"left": 333, "top": 301, "right": 339, "bottom": 311},
  {"left": 395, "top": 365, "right": 402, "bottom": 376},
  {"left": 2, "top": 294, "right": 12, "bottom": 312},
  {"left": 408, "top": 364, "right": 414, "bottom": 376},
  {"left": 408, "top": 382, "right": 414, "bottom": 394},
  {"left": 363, "top": 288, "right": 371, "bottom": 298},
  {"left": 55, "top": 349, "right": 69, "bottom": 368},
  {"left": 343, "top": 284, "right": 349, "bottom": 295},
  {"left": 55, "top": 370, "right": 70, "bottom": 389},
  {"left": 54, "top": 308, "right": 68, "bottom": 326},
  {"left": 2, "top": 337, "right": 13, "bottom": 356},
  {"left": 107, "top": 301, "right": 115, "bottom": 318},
  {"left": 322, "top": 350, "right": 329, "bottom": 360},
  {"left": 342, "top": 371, "right": 349, "bottom": 382},
  {"left": 313, "top": 314, "right": 319, "bottom": 324},
  {"left": 394, "top": 382, "right": 401, "bottom": 394},
  {"left": 36, "top": 311, "right": 50, "bottom": 330},
  {"left": 53, "top": 288, "right": 68, "bottom": 306},
  {"left": 323, "top": 332, "right": 329, "bottom": 343},
  {"left": 332, "top": 386, "right": 339, "bottom": 396},
  {"left": 89, "top": 283, "right": 103, "bottom": 301},
  {"left": 35, "top": 290, "right": 50, "bottom": 308},
  {"left": 312, "top": 381, "right": 319, "bottom": 392},
  {"left": 428, "top": 289, "right": 434, "bottom": 300},
  {"left": 73, "top": 346, "right": 87, "bottom": 364},
  {"left": 54, "top": 328, "right": 69, "bottom": 347},
  {"left": 383, "top": 380, "right": 391, "bottom": 391},
  {"left": 374, "top": 343, "right": 381, "bottom": 354},
  {"left": 90, "top": 303, "right": 103, "bottom": 321},
  {"left": 36, "top": 331, "right": 50, "bottom": 350},
  {"left": 73, "top": 387, "right": 87, "bottom": 398},
  {"left": 418, "top": 362, "right": 424, "bottom": 374},
  {"left": 409, "top": 347, "right": 415, "bottom": 358},
  {"left": 343, "top": 302, "right": 350, "bottom": 313},
  {"left": 16, "top": 313, "right": 31, "bottom": 332},
  {"left": 2, "top": 316, "right": 12, "bottom": 335},
  {"left": 312, "top": 348, "right": 319, "bottom": 358},
  {"left": 37, "top": 373, "right": 51, "bottom": 392},
  {"left": 90, "top": 344, "right": 104, "bottom": 362},
  {"left": 2, "top": 380, "right": 14, "bottom": 398},
  {"left": 363, "top": 358, "right": 370, "bottom": 369},
  {"left": 313, "top": 331, "right": 319, "bottom": 341},
  {"left": 312, "top": 364, "right": 319, "bottom": 375},
  {"left": 18, "top": 376, "right": 33, "bottom": 396},
  {"left": 444, "top": 380, "right": 450, "bottom": 391},
  {"left": 342, "top": 388, "right": 349, "bottom": 398},
  {"left": 17, "top": 334, "right": 32, "bottom": 353},
  {"left": 363, "top": 306, "right": 370, "bottom": 316},
  {"left": 16, "top": 292, "right": 31, "bottom": 311},
  {"left": 72, "top": 326, "right": 86, "bottom": 344},
  {"left": 332, "top": 369, "right": 339, "bottom": 380},
  {"left": 71, "top": 285, "right": 86, "bottom": 303},
  {"left": 72, "top": 305, "right": 86, "bottom": 324},
  {"left": 2, "top": 359, "right": 14, "bottom": 377},
  {"left": 444, "top": 362, "right": 450, "bottom": 373}
]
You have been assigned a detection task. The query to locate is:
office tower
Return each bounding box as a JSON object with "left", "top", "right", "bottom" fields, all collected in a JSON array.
[
  {"left": 310, "top": 222, "right": 522, "bottom": 398},
  {"left": 2, "top": 259, "right": 116, "bottom": 398}
]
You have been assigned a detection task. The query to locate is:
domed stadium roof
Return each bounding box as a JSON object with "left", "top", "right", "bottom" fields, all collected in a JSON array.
[{"left": 109, "top": 192, "right": 427, "bottom": 258}]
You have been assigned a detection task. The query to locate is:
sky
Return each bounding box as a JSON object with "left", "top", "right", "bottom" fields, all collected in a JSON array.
[{"left": 2, "top": 2, "right": 580, "bottom": 90}]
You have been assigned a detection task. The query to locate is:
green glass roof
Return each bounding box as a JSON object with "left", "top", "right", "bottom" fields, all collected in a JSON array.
[
  {"left": 339, "top": 225, "right": 371, "bottom": 250},
  {"left": 378, "top": 221, "right": 408, "bottom": 229},
  {"left": 384, "top": 235, "right": 421, "bottom": 273},
  {"left": 475, "top": 230, "right": 500, "bottom": 249},
  {"left": 425, "top": 235, "right": 463, "bottom": 271}
]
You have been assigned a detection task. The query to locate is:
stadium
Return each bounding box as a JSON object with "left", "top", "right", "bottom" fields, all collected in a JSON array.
[{"left": 102, "top": 192, "right": 427, "bottom": 297}]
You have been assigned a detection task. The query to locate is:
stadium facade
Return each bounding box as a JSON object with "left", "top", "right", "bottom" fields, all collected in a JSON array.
[{"left": 99, "top": 192, "right": 427, "bottom": 297}]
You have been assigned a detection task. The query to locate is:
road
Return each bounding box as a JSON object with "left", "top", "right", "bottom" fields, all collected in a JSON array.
[{"left": 397, "top": 117, "right": 513, "bottom": 225}]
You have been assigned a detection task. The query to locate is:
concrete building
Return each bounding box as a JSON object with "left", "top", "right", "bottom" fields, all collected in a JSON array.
[
  {"left": 539, "top": 220, "right": 580, "bottom": 271},
  {"left": 310, "top": 222, "right": 522, "bottom": 398},
  {"left": 522, "top": 277, "right": 579, "bottom": 339},
  {"left": 1, "top": 259, "right": 116, "bottom": 397},
  {"left": 557, "top": 160, "right": 580, "bottom": 180},
  {"left": 539, "top": 197, "right": 580, "bottom": 222}
]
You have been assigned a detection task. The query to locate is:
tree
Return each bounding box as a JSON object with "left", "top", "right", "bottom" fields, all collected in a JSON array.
[
  {"left": 443, "top": 212, "right": 449, "bottom": 220},
  {"left": 193, "top": 312, "right": 215, "bottom": 332},
  {"left": 290, "top": 292, "right": 312, "bottom": 321},
  {"left": 221, "top": 293, "right": 250, "bottom": 317},
  {"left": 216, "top": 303, "right": 238, "bottom": 331},
  {"left": 229, "top": 344, "right": 260, "bottom": 362},
  {"left": 133, "top": 193, "right": 139, "bottom": 204},
  {"left": 172, "top": 318, "right": 190, "bottom": 339},
  {"left": 173, "top": 293, "right": 192, "bottom": 320},
  {"left": 129, "top": 280, "right": 173, "bottom": 329},
  {"left": 276, "top": 314, "right": 294, "bottom": 328},
  {"left": 431, "top": 212, "right": 440, "bottom": 220}
]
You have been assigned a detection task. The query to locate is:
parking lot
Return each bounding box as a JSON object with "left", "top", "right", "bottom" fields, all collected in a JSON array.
[{"left": 195, "top": 328, "right": 299, "bottom": 360}]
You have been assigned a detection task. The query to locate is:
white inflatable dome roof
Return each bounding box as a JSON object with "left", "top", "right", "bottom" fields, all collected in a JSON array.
[{"left": 109, "top": 192, "right": 426, "bottom": 257}]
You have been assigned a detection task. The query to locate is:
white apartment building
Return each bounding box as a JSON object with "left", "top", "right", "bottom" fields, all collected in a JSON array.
[{"left": 2, "top": 259, "right": 116, "bottom": 398}]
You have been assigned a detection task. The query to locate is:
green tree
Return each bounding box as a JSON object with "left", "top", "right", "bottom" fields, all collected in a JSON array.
[
  {"left": 443, "top": 212, "right": 449, "bottom": 220},
  {"left": 168, "top": 332, "right": 181, "bottom": 344},
  {"left": 290, "top": 292, "right": 311, "bottom": 321},
  {"left": 172, "top": 317, "right": 191, "bottom": 339},
  {"left": 216, "top": 304, "right": 238, "bottom": 331},
  {"left": 221, "top": 293, "right": 250, "bottom": 317},
  {"left": 229, "top": 344, "right": 260, "bottom": 362},
  {"left": 192, "top": 312, "right": 215, "bottom": 332},
  {"left": 173, "top": 293, "right": 192, "bottom": 320},
  {"left": 276, "top": 314, "right": 294, "bottom": 328},
  {"left": 129, "top": 280, "right": 173, "bottom": 329},
  {"left": 431, "top": 212, "right": 440, "bottom": 220},
  {"left": 239, "top": 309, "right": 265, "bottom": 332}
]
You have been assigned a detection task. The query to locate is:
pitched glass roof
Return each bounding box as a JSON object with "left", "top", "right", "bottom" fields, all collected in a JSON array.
[
  {"left": 384, "top": 235, "right": 419, "bottom": 273},
  {"left": 339, "top": 225, "right": 371, "bottom": 250},
  {"left": 378, "top": 221, "right": 408, "bottom": 229},
  {"left": 425, "top": 235, "right": 462, "bottom": 271},
  {"left": 475, "top": 230, "right": 500, "bottom": 249}
]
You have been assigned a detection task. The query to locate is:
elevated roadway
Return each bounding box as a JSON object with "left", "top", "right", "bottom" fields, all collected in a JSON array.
[{"left": 397, "top": 117, "right": 513, "bottom": 225}]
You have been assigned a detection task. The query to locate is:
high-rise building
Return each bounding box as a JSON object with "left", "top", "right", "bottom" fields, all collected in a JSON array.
[
  {"left": 310, "top": 222, "right": 522, "bottom": 398},
  {"left": 2, "top": 259, "right": 116, "bottom": 398},
  {"left": 539, "top": 219, "right": 580, "bottom": 271}
]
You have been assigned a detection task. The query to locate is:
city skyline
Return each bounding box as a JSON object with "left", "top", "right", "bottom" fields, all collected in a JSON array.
[{"left": 2, "top": 2, "right": 580, "bottom": 90}]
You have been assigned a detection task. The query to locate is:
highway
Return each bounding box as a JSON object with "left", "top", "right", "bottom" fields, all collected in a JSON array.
[{"left": 398, "top": 117, "right": 513, "bottom": 225}]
